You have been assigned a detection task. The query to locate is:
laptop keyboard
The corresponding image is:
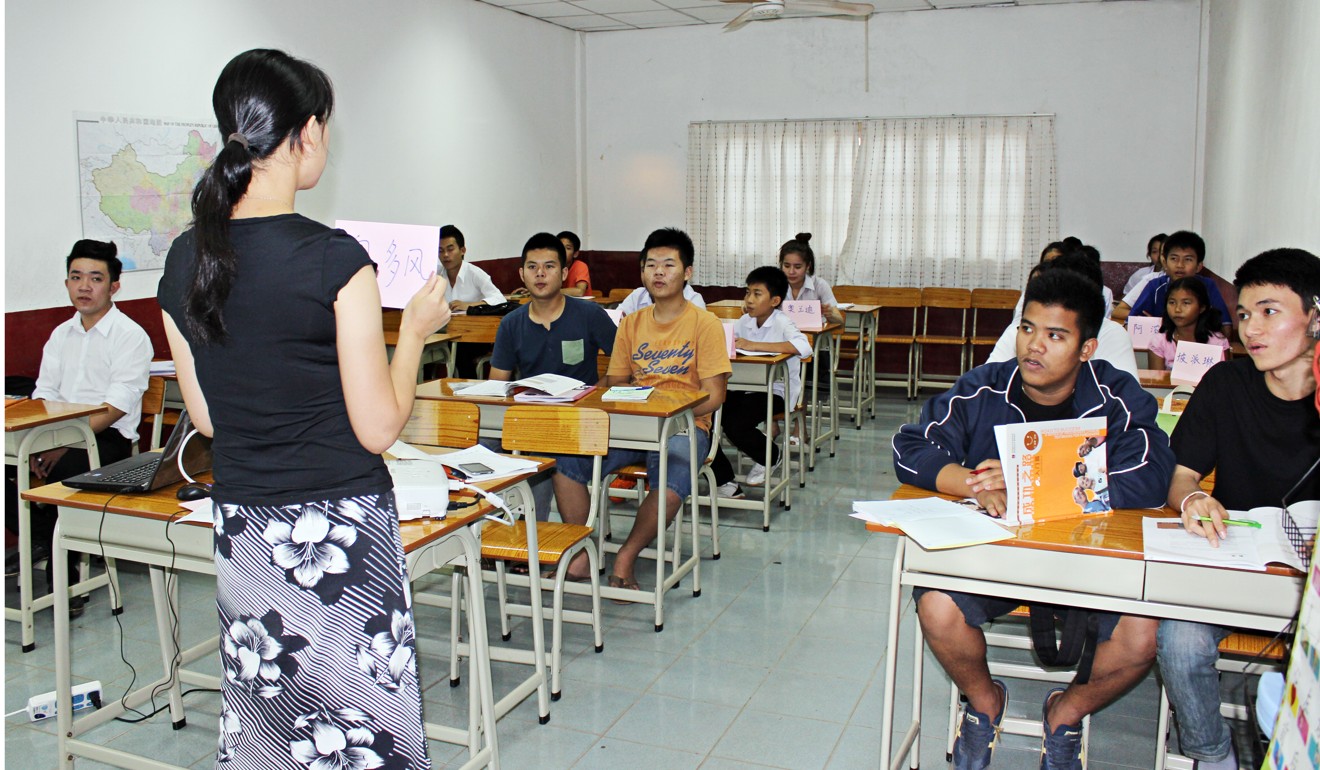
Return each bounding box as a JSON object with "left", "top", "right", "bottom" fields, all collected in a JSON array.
[{"left": 97, "top": 461, "right": 161, "bottom": 486}]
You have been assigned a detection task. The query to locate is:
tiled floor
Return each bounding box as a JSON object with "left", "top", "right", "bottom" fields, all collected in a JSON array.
[{"left": 5, "top": 392, "right": 1255, "bottom": 768}]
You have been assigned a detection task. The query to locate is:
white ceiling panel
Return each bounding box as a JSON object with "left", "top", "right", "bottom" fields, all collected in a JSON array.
[{"left": 476, "top": 0, "right": 1145, "bottom": 32}]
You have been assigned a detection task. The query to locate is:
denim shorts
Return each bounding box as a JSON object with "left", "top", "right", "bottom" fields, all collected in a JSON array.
[
  {"left": 913, "top": 587, "right": 1121, "bottom": 644},
  {"left": 555, "top": 429, "right": 710, "bottom": 499}
]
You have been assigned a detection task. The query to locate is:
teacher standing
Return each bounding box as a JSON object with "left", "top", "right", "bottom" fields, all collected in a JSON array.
[{"left": 158, "top": 49, "right": 447, "bottom": 768}]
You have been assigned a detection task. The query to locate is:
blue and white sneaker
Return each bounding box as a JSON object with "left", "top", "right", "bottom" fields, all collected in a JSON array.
[
  {"left": 952, "top": 679, "right": 1007, "bottom": 770},
  {"left": 1040, "top": 688, "right": 1084, "bottom": 770}
]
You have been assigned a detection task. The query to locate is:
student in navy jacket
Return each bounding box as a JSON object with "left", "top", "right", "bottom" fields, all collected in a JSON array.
[{"left": 891, "top": 267, "right": 1175, "bottom": 770}]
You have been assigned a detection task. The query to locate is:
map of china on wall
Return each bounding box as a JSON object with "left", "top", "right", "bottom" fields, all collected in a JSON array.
[{"left": 77, "top": 113, "right": 220, "bottom": 272}]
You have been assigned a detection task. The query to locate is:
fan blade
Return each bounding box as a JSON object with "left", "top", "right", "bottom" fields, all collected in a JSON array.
[
  {"left": 723, "top": 6, "right": 760, "bottom": 30},
  {"left": 786, "top": 0, "right": 872, "bottom": 15}
]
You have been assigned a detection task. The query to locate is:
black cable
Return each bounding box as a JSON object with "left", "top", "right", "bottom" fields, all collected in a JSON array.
[{"left": 112, "top": 687, "right": 221, "bottom": 724}]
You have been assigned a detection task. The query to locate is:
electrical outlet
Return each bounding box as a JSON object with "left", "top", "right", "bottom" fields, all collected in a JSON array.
[{"left": 27, "top": 680, "right": 102, "bottom": 721}]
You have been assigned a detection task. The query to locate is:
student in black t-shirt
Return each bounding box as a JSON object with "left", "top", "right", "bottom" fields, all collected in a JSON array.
[
  {"left": 1159, "top": 248, "right": 1320, "bottom": 770},
  {"left": 487, "top": 232, "right": 617, "bottom": 522}
]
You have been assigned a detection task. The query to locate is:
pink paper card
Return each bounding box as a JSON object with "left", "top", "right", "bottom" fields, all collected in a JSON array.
[
  {"left": 721, "top": 320, "right": 737, "bottom": 358},
  {"left": 1127, "top": 316, "right": 1161, "bottom": 351},
  {"left": 1170, "top": 340, "right": 1225, "bottom": 386},
  {"left": 782, "top": 300, "right": 823, "bottom": 331},
  {"left": 335, "top": 220, "right": 440, "bottom": 309}
]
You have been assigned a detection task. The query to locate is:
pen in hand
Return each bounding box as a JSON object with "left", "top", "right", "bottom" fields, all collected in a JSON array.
[{"left": 1195, "top": 516, "right": 1261, "bottom": 529}]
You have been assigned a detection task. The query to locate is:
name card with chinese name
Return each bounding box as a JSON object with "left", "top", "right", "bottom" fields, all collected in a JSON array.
[
  {"left": 335, "top": 220, "right": 440, "bottom": 309},
  {"left": 782, "top": 300, "right": 823, "bottom": 331},
  {"left": 1127, "top": 316, "right": 1161, "bottom": 351},
  {"left": 1170, "top": 340, "right": 1225, "bottom": 386},
  {"left": 721, "top": 320, "right": 737, "bottom": 358}
]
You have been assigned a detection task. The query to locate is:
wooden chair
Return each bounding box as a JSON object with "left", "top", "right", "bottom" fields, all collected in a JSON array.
[
  {"left": 399, "top": 398, "right": 480, "bottom": 448},
  {"left": 139, "top": 376, "right": 173, "bottom": 451},
  {"left": 870, "top": 288, "right": 922, "bottom": 399},
  {"left": 607, "top": 288, "right": 634, "bottom": 305},
  {"left": 462, "top": 406, "right": 607, "bottom": 704},
  {"left": 969, "top": 288, "right": 1021, "bottom": 367},
  {"left": 707, "top": 305, "right": 743, "bottom": 321},
  {"left": 1154, "top": 631, "right": 1288, "bottom": 770},
  {"left": 914, "top": 287, "right": 972, "bottom": 396},
  {"left": 444, "top": 315, "right": 501, "bottom": 379}
]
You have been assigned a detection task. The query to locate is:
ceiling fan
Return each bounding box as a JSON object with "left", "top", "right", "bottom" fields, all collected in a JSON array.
[{"left": 720, "top": 0, "right": 874, "bottom": 32}]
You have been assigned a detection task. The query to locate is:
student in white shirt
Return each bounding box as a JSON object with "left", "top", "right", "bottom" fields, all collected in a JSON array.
[
  {"left": 1122, "top": 233, "right": 1166, "bottom": 296},
  {"left": 616, "top": 283, "right": 706, "bottom": 315},
  {"left": 1015, "top": 242, "right": 1114, "bottom": 319},
  {"left": 438, "top": 224, "right": 506, "bottom": 311},
  {"left": 986, "top": 253, "right": 1139, "bottom": 380},
  {"left": 6, "top": 240, "right": 151, "bottom": 608},
  {"left": 778, "top": 233, "right": 844, "bottom": 325},
  {"left": 711, "top": 267, "right": 811, "bottom": 497}
]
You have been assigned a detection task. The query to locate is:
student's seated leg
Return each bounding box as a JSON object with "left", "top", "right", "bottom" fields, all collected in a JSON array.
[
  {"left": 612, "top": 430, "right": 710, "bottom": 585},
  {"left": 552, "top": 447, "right": 645, "bottom": 578},
  {"left": 1041, "top": 614, "right": 1157, "bottom": 769},
  {"left": 1156, "top": 619, "right": 1235, "bottom": 765},
  {"left": 722, "top": 391, "right": 781, "bottom": 468},
  {"left": 916, "top": 588, "right": 1013, "bottom": 770}
]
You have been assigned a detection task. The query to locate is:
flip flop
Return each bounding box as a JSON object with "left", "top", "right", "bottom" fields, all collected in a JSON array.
[{"left": 607, "top": 574, "right": 641, "bottom": 604}]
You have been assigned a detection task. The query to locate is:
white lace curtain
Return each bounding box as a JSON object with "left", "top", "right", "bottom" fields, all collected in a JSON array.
[{"left": 686, "top": 116, "right": 1057, "bottom": 289}]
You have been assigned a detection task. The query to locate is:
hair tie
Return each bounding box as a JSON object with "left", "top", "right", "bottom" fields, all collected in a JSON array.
[{"left": 227, "top": 132, "right": 250, "bottom": 150}]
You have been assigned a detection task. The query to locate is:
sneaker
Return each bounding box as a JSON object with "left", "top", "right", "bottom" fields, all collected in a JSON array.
[
  {"left": 788, "top": 434, "right": 801, "bottom": 447},
  {"left": 716, "top": 481, "right": 744, "bottom": 498},
  {"left": 951, "top": 680, "right": 1006, "bottom": 770},
  {"left": 744, "top": 463, "right": 767, "bottom": 486},
  {"left": 1040, "top": 688, "right": 1083, "bottom": 770},
  {"left": 608, "top": 478, "right": 636, "bottom": 504}
]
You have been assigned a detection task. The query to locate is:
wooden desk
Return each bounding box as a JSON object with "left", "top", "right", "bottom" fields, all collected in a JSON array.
[
  {"left": 383, "top": 330, "right": 460, "bottom": 383},
  {"left": 417, "top": 378, "right": 708, "bottom": 630},
  {"left": 869, "top": 484, "right": 1304, "bottom": 769},
  {"left": 839, "top": 304, "right": 879, "bottom": 428},
  {"left": 24, "top": 465, "right": 550, "bottom": 770},
  {"left": 4, "top": 398, "right": 115, "bottom": 653},
  {"left": 713, "top": 353, "right": 793, "bottom": 532}
]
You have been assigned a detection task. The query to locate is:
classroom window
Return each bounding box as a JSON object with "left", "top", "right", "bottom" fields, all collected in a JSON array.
[{"left": 687, "top": 116, "right": 1056, "bottom": 289}]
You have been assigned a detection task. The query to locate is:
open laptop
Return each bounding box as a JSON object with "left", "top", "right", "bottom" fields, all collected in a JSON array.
[{"left": 64, "top": 410, "right": 213, "bottom": 494}]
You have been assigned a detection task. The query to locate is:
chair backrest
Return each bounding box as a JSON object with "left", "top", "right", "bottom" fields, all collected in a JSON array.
[
  {"left": 444, "top": 315, "right": 501, "bottom": 345},
  {"left": 970, "top": 288, "right": 1020, "bottom": 311},
  {"left": 832, "top": 285, "right": 870, "bottom": 304},
  {"left": 872, "top": 287, "right": 923, "bottom": 309},
  {"left": 502, "top": 406, "right": 610, "bottom": 457},
  {"left": 591, "top": 289, "right": 605, "bottom": 298},
  {"left": 707, "top": 305, "right": 743, "bottom": 320},
  {"left": 607, "top": 288, "right": 634, "bottom": 303},
  {"left": 920, "top": 287, "right": 971, "bottom": 337},
  {"left": 401, "top": 399, "right": 480, "bottom": 447},
  {"left": 142, "top": 375, "right": 168, "bottom": 451}
]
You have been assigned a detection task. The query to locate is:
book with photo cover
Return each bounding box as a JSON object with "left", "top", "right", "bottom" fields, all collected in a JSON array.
[{"left": 993, "top": 416, "right": 1111, "bottom": 525}]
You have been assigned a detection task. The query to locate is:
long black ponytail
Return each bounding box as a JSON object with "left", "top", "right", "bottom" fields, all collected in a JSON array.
[{"left": 185, "top": 49, "right": 334, "bottom": 344}]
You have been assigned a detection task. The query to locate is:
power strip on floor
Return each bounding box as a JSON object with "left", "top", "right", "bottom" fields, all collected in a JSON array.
[{"left": 27, "top": 680, "right": 102, "bottom": 721}]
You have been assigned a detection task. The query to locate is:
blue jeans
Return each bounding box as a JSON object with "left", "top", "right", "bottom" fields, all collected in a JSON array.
[
  {"left": 1157, "top": 619, "right": 1233, "bottom": 762},
  {"left": 556, "top": 430, "right": 710, "bottom": 500}
]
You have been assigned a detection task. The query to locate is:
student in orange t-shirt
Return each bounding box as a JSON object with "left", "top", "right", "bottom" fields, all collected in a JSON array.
[
  {"left": 552, "top": 228, "right": 731, "bottom": 592},
  {"left": 559, "top": 230, "right": 591, "bottom": 297}
]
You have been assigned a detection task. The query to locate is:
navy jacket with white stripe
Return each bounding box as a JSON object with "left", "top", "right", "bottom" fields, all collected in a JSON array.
[{"left": 892, "top": 359, "right": 1175, "bottom": 509}]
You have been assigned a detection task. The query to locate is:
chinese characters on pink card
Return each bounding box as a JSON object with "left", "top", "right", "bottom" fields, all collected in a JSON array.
[{"left": 335, "top": 220, "right": 439, "bottom": 309}]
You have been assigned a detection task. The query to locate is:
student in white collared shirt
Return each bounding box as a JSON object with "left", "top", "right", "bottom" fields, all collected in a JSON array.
[
  {"left": 6, "top": 240, "right": 151, "bottom": 599},
  {"left": 438, "top": 224, "right": 506, "bottom": 311},
  {"left": 778, "top": 233, "right": 844, "bottom": 325},
  {"left": 616, "top": 283, "right": 706, "bottom": 315},
  {"left": 711, "top": 267, "right": 812, "bottom": 496}
]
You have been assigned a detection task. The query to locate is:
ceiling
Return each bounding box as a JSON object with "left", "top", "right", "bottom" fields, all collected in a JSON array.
[{"left": 473, "top": 0, "right": 1126, "bottom": 33}]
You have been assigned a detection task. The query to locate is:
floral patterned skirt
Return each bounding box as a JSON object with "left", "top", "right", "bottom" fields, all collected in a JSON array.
[{"left": 212, "top": 490, "right": 430, "bottom": 770}]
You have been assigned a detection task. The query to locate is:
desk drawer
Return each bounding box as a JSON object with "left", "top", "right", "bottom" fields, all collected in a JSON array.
[
  {"left": 1144, "top": 563, "right": 1303, "bottom": 619},
  {"left": 905, "top": 544, "right": 1145, "bottom": 600}
]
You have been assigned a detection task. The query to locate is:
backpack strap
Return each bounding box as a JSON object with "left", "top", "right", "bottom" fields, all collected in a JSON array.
[{"left": 1029, "top": 606, "right": 1100, "bottom": 684}]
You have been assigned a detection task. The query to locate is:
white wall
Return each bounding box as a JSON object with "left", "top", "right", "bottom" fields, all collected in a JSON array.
[
  {"left": 5, "top": 0, "right": 578, "bottom": 312},
  {"left": 1200, "top": 0, "right": 1320, "bottom": 279},
  {"left": 583, "top": 0, "right": 1202, "bottom": 270}
]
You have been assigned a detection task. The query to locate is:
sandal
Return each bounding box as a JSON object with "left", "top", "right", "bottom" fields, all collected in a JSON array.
[
  {"left": 607, "top": 574, "right": 641, "bottom": 604},
  {"left": 542, "top": 567, "right": 592, "bottom": 583}
]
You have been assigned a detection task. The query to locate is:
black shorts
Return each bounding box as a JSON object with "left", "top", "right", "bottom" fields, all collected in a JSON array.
[{"left": 913, "top": 587, "right": 1121, "bottom": 644}]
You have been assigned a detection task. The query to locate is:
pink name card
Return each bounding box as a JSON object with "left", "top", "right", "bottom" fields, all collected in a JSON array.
[
  {"left": 1127, "top": 316, "right": 1161, "bottom": 351},
  {"left": 721, "top": 320, "right": 737, "bottom": 358},
  {"left": 1170, "top": 340, "right": 1225, "bottom": 386},
  {"left": 335, "top": 220, "right": 440, "bottom": 309},
  {"left": 782, "top": 300, "right": 823, "bottom": 331}
]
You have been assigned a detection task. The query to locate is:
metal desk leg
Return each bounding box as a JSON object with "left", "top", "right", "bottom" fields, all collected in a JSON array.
[
  {"left": 879, "top": 537, "right": 906, "bottom": 770},
  {"left": 456, "top": 524, "right": 501, "bottom": 770},
  {"left": 149, "top": 566, "right": 188, "bottom": 728}
]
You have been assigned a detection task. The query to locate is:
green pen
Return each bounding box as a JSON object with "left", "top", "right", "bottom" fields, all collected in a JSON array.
[{"left": 1195, "top": 516, "right": 1261, "bottom": 529}]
